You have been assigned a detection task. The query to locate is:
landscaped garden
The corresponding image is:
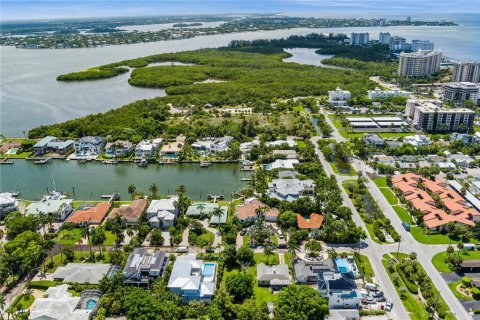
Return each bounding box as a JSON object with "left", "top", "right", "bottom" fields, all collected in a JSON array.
[
  {"left": 382, "top": 252, "right": 454, "bottom": 320},
  {"left": 432, "top": 249, "right": 480, "bottom": 273}
]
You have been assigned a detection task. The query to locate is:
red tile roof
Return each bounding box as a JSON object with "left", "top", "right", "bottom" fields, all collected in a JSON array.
[
  {"left": 235, "top": 199, "right": 279, "bottom": 220},
  {"left": 297, "top": 213, "right": 324, "bottom": 229},
  {"left": 107, "top": 199, "right": 147, "bottom": 222},
  {"left": 67, "top": 202, "right": 111, "bottom": 225},
  {"left": 392, "top": 173, "right": 479, "bottom": 229}
]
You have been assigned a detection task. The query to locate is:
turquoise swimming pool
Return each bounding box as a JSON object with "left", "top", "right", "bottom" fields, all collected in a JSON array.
[
  {"left": 202, "top": 263, "right": 216, "bottom": 277},
  {"left": 86, "top": 299, "right": 97, "bottom": 310}
]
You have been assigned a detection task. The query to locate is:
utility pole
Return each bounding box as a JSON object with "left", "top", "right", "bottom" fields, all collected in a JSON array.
[{"left": 396, "top": 235, "right": 402, "bottom": 259}]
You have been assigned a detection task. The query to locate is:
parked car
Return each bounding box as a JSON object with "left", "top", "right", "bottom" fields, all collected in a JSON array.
[
  {"left": 385, "top": 302, "right": 393, "bottom": 311},
  {"left": 372, "top": 291, "right": 384, "bottom": 298},
  {"left": 240, "top": 229, "right": 247, "bottom": 236},
  {"left": 277, "top": 243, "right": 286, "bottom": 249},
  {"left": 402, "top": 221, "right": 410, "bottom": 231},
  {"left": 376, "top": 296, "right": 386, "bottom": 302},
  {"left": 361, "top": 297, "right": 375, "bottom": 304},
  {"left": 176, "top": 246, "right": 188, "bottom": 253},
  {"left": 365, "top": 283, "right": 379, "bottom": 291},
  {"left": 206, "top": 248, "right": 215, "bottom": 253},
  {"left": 278, "top": 233, "right": 284, "bottom": 239}
]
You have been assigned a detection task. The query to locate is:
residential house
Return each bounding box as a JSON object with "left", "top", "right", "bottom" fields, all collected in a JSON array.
[
  {"left": 297, "top": 213, "right": 325, "bottom": 230},
  {"left": 107, "top": 198, "right": 148, "bottom": 225},
  {"left": 327, "top": 310, "right": 360, "bottom": 320},
  {"left": 239, "top": 137, "right": 260, "bottom": 153},
  {"left": 74, "top": 136, "right": 105, "bottom": 157},
  {"left": 0, "top": 192, "right": 17, "bottom": 219},
  {"left": 235, "top": 198, "right": 279, "bottom": 223},
  {"left": 470, "top": 181, "right": 480, "bottom": 195},
  {"left": 403, "top": 135, "right": 430, "bottom": 148},
  {"left": 26, "top": 199, "right": 73, "bottom": 221},
  {"left": 191, "top": 136, "right": 233, "bottom": 153},
  {"left": 265, "top": 139, "right": 297, "bottom": 148},
  {"left": 460, "top": 260, "right": 480, "bottom": 272},
  {"left": 66, "top": 202, "right": 111, "bottom": 226},
  {"left": 186, "top": 203, "right": 228, "bottom": 224},
  {"left": 268, "top": 159, "right": 299, "bottom": 170},
  {"left": 123, "top": 248, "right": 169, "bottom": 289},
  {"left": 294, "top": 259, "right": 334, "bottom": 284},
  {"left": 268, "top": 178, "right": 315, "bottom": 202},
  {"left": 363, "top": 134, "right": 385, "bottom": 147},
  {"left": 146, "top": 196, "right": 179, "bottom": 229},
  {"left": 29, "top": 284, "right": 100, "bottom": 320},
  {"left": 135, "top": 139, "right": 162, "bottom": 160},
  {"left": 160, "top": 135, "right": 186, "bottom": 158},
  {"left": 318, "top": 270, "right": 361, "bottom": 309},
  {"left": 33, "top": 136, "right": 74, "bottom": 155},
  {"left": 105, "top": 140, "right": 134, "bottom": 157},
  {"left": 272, "top": 149, "right": 298, "bottom": 159},
  {"left": 167, "top": 255, "right": 216, "bottom": 303},
  {"left": 0, "top": 140, "right": 21, "bottom": 154},
  {"left": 52, "top": 263, "right": 113, "bottom": 284},
  {"left": 328, "top": 87, "right": 352, "bottom": 107},
  {"left": 448, "top": 180, "right": 480, "bottom": 213},
  {"left": 257, "top": 263, "right": 291, "bottom": 290},
  {"left": 392, "top": 173, "right": 480, "bottom": 231}
]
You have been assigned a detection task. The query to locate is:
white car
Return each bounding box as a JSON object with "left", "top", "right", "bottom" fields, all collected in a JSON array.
[{"left": 385, "top": 302, "right": 393, "bottom": 311}]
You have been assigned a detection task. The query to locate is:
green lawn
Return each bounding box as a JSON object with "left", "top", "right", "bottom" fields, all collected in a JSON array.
[
  {"left": 355, "top": 254, "right": 374, "bottom": 279},
  {"left": 411, "top": 227, "right": 479, "bottom": 245},
  {"left": 0, "top": 152, "right": 31, "bottom": 159},
  {"left": 392, "top": 205, "right": 413, "bottom": 224},
  {"left": 293, "top": 105, "right": 306, "bottom": 113},
  {"left": 55, "top": 228, "right": 83, "bottom": 245},
  {"left": 9, "top": 294, "right": 35, "bottom": 310},
  {"left": 42, "top": 250, "right": 110, "bottom": 273},
  {"left": 330, "top": 157, "right": 356, "bottom": 176},
  {"left": 284, "top": 252, "right": 293, "bottom": 268},
  {"left": 270, "top": 234, "right": 278, "bottom": 245},
  {"left": 243, "top": 234, "right": 251, "bottom": 247},
  {"left": 432, "top": 250, "right": 480, "bottom": 273},
  {"left": 103, "top": 231, "right": 116, "bottom": 245},
  {"left": 296, "top": 140, "right": 307, "bottom": 150},
  {"left": 373, "top": 177, "right": 388, "bottom": 188},
  {"left": 381, "top": 254, "right": 430, "bottom": 320},
  {"left": 448, "top": 281, "right": 474, "bottom": 301},
  {"left": 198, "top": 230, "right": 215, "bottom": 246},
  {"left": 222, "top": 253, "right": 280, "bottom": 305},
  {"left": 366, "top": 223, "right": 383, "bottom": 244},
  {"left": 379, "top": 187, "right": 398, "bottom": 205}
]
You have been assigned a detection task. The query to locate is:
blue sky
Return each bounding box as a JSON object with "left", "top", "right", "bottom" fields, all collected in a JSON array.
[{"left": 2, "top": 0, "right": 479, "bottom": 21}]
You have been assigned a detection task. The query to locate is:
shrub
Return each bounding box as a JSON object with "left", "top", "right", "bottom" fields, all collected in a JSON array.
[
  {"left": 28, "top": 280, "right": 61, "bottom": 290},
  {"left": 396, "top": 265, "right": 418, "bottom": 293},
  {"left": 472, "top": 287, "right": 480, "bottom": 299},
  {"left": 462, "top": 277, "right": 472, "bottom": 287}
]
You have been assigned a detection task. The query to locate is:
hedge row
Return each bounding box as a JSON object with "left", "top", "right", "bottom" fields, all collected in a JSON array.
[{"left": 396, "top": 265, "right": 418, "bottom": 293}]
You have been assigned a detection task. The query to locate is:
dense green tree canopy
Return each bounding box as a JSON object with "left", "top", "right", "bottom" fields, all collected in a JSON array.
[{"left": 275, "top": 285, "right": 329, "bottom": 320}]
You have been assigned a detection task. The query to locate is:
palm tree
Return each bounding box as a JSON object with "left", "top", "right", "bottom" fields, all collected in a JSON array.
[
  {"left": 176, "top": 184, "right": 186, "bottom": 195},
  {"left": 149, "top": 183, "right": 159, "bottom": 199},
  {"left": 81, "top": 225, "right": 92, "bottom": 256},
  {"left": 286, "top": 240, "right": 300, "bottom": 260},
  {"left": 211, "top": 206, "right": 224, "bottom": 224},
  {"left": 0, "top": 293, "right": 6, "bottom": 317},
  {"left": 263, "top": 244, "right": 274, "bottom": 265},
  {"left": 43, "top": 238, "right": 55, "bottom": 272},
  {"left": 91, "top": 227, "right": 106, "bottom": 259},
  {"left": 128, "top": 184, "right": 137, "bottom": 200}
]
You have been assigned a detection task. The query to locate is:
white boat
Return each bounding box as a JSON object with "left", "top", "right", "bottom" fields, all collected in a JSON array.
[
  {"left": 200, "top": 161, "right": 211, "bottom": 167},
  {"left": 139, "top": 159, "right": 148, "bottom": 167},
  {"left": 102, "top": 160, "right": 119, "bottom": 164}
]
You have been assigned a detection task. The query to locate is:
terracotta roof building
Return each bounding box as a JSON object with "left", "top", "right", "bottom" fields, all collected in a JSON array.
[
  {"left": 67, "top": 202, "right": 111, "bottom": 226},
  {"left": 392, "top": 173, "right": 480, "bottom": 230},
  {"left": 235, "top": 198, "right": 279, "bottom": 223},
  {"left": 297, "top": 213, "right": 324, "bottom": 229},
  {"left": 107, "top": 199, "right": 147, "bottom": 225}
]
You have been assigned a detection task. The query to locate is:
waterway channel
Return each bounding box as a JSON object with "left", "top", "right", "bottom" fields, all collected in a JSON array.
[{"left": 0, "top": 160, "right": 250, "bottom": 201}]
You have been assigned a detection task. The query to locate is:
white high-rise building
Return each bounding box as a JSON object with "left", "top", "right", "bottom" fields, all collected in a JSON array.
[
  {"left": 442, "top": 82, "right": 480, "bottom": 106},
  {"left": 389, "top": 36, "right": 406, "bottom": 51},
  {"left": 398, "top": 50, "right": 442, "bottom": 77},
  {"left": 349, "top": 32, "right": 369, "bottom": 46},
  {"left": 379, "top": 32, "right": 391, "bottom": 45},
  {"left": 411, "top": 40, "right": 435, "bottom": 52},
  {"left": 452, "top": 62, "right": 480, "bottom": 84}
]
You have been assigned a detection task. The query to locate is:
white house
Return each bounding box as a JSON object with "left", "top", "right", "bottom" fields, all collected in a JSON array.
[
  {"left": 0, "top": 193, "right": 17, "bottom": 219},
  {"left": 328, "top": 87, "right": 351, "bottom": 107},
  {"left": 135, "top": 139, "right": 162, "bottom": 160},
  {"left": 105, "top": 140, "right": 134, "bottom": 157},
  {"left": 74, "top": 136, "right": 105, "bottom": 157},
  {"left": 167, "top": 255, "right": 216, "bottom": 303},
  {"left": 26, "top": 199, "right": 73, "bottom": 221},
  {"left": 146, "top": 196, "right": 179, "bottom": 229},
  {"left": 268, "top": 159, "right": 299, "bottom": 170},
  {"left": 403, "top": 135, "right": 431, "bottom": 148},
  {"left": 191, "top": 136, "right": 233, "bottom": 153},
  {"left": 268, "top": 178, "right": 315, "bottom": 202}
]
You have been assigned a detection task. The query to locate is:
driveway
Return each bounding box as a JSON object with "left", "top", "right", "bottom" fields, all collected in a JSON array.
[{"left": 200, "top": 219, "right": 222, "bottom": 247}]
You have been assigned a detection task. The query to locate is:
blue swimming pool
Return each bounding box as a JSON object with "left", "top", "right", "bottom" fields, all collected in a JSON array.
[
  {"left": 338, "top": 266, "right": 348, "bottom": 273},
  {"left": 202, "top": 263, "right": 216, "bottom": 277},
  {"left": 86, "top": 299, "right": 97, "bottom": 310}
]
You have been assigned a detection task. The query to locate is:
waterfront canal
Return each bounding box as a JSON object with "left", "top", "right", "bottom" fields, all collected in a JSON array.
[{"left": 0, "top": 160, "right": 250, "bottom": 201}]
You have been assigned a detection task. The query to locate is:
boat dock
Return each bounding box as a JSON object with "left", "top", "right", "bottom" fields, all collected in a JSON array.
[{"left": 0, "top": 158, "right": 14, "bottom": 164}]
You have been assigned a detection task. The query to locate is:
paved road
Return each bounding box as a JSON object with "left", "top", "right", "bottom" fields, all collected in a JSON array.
[
  {"left": 319, "top": 109, "right": 472, "bottom": 319},
  {"left": 311, "top": 136, "right": 410, "bottom": 320}
]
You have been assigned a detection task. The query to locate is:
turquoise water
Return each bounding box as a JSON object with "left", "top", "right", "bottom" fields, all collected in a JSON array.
[
  {"left": 85, "top": 299, "right": 97, "bottom": 310},
  {"left": 202, "top": 263, "right": 216, "bottom": 277},
  {"left": 338, "top": 266, "right": 348, "bottom": 273}
]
